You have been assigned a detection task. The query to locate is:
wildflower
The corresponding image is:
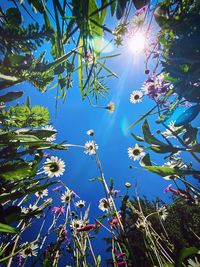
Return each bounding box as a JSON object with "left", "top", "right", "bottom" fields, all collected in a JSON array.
[
  {"left": 162, "top": 121, "right": 183, "bottom": 138},
  {"left": 52, "top": 206, "right": 65, "bottom": 216},
  {"left": 163, "top": 157, "right": 187, "bottom": 169},
  {"left": 20, "top": 243, "right": 38, "bottom": 258},
  {"left": 107, "top": 102, "right": 115, "bottom": 113},
  {"left": 125, "top": 182, "right": 131, "bottom": 188},
  {"left": 75, "top": 200, "right": 86, "bottom": 208},
  {"left": 84, "top": 140, "right": 98, "bottom": 155},
  {"left": 98, "top": 198, "right": 113, "bottom": 212},
  {"left": 164, "top": 184, "right": 173, "bottom": 193},
  {"left": 21, "top": 204, "right": 38, "bottom": 214},
  {"left": 131, "top": 13, "right": 145, "bottom": 29},
  {"left": 77, "top": 223, "right": 96, "bottom": 232},
  {"left": 16, "top": 254, "right": 23, "bottom": 267},
  {"left": 86, "top": 129, "right": 94, "bottom": 136},
  {"left": 70, "top": 219, "right": 85, "bottom": 229},
  {"left": 128, "top": 143, "right": 145, "bottom": 161},
  {"left": 109, "top": 212, "right": 122, "bottom": 228},
  {"left": 85, "top": 50, "right": 95, "bottom": 63},
  {"left": 35, "top": 189, "right": 48, "bottom": 198},
  {"left": 130, "top": 90, "right": 143, "bottom": 104},
  {"left": 141, "top": 79, "right": 155, "bottom": 95},
  {"left": 52, "top": 185, "right": 62, "bottom": 191},
  {"left": 158, "top": 206, "right": 168, "bottom": 221},
  {"left": 61, "top": 189, "right": 73, "bottom": 204},
  {"left": 42, "top": 125, "right": 57, "bottom": 142},
  {"left": 188, "top": 257, "right": 200, "bottom": 267},
  {"left": 43, "top": 156, "right": 65, "bottom": 178}
]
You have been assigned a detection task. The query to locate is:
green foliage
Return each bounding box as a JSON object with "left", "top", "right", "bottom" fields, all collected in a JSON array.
[
  {"left": 124, "top": 197, "right": 200, "bottom": 266},
  {"left": 0, "top": 222, "right": 18, "bottom": 234},
  {"left": 1, "top": 105, "right": 50, "bottom": 128},
  {"left": 155, "top": 0, "right": 200, "bottom": 103}
]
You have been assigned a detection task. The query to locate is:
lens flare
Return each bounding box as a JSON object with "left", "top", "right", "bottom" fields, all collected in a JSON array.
[{"left": 128, "top": 32, "right": 146, "bottom": 54}]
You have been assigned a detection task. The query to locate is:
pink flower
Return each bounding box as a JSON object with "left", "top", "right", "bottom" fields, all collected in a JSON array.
[
  {"left": 116, "top": 252, "right": 126, "bottom": 259},
  {"left": 52, "top": 185, "right": 62, "bottom": 191},
  {"left": 77, "top": 224, "right": 96, "bottom": 232},
  {"left": 52, "top": 207, "right": 65, "bottom": 216},
  {"left": 115, "top": 261, "right": 128, "bottom": 267},
  {"left": 164, "top": 184, "right": 172, "bottom": 193},
  {"left": 135, "top": 5, "right": 148, "bottom": 16}
]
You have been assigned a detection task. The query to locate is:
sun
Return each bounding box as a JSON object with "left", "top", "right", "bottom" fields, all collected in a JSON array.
[{"left": 128, "top": 31, "right": 146, "bottom": 54}]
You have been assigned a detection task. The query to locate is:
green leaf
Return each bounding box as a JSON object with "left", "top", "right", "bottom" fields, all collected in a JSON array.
[
  {"left": 28, "top": 0, "right": 45, "bottom": 13},
  {"left": 127, "top": 105, "right": 157, "bottom": 130},
  {"left": 96, "top": 255, "right": 101, "bottom": 266},
  {"left": 98, "top": 61, "right": 118, "bottom": 78},
  {"left": 0, "top": 222, "right": 18, "bottom": 234},
  {"left": 142, "top": 119, "right": 165, "bottom": 145},
  {"left": 78, "top": 37, "right": 84, "bottom": 98},
  {"left": 150, "top": 145, "right": 179, "bottom": 154},
  {"left": 176, "top": 247, "right": 199, "bottom": 267},
  {"left": 144, "top": 166, "right": 200, "bottom": 178},
  {"left": 0, "top": 91, "right": 23, "bottom": 103},
  {"left": 140, "top": 153, "right": 151, "bottom": 167},
  {"left": 89, "top": 177, "right": 103, "bottom": 182},
  {"left": 6, "top": 8, "right": 22, "bottom": 27},
  {"left": 83, "top": 204, "right": 90, "bottom": 221},
  {"left": 0, "top": 161, "right": 33, "bottom": 181},
  {"left": 131, "top": 133, "right": 144, "bottom": 142},
  {"left": 110, "top": 0, "right": 117, "bottom": 16},
  {"left": 0, "top": 181, "right": 57, "bottom": 203},
  {"left": 2, "top": 206, "right": 21, "bottom": 224}
]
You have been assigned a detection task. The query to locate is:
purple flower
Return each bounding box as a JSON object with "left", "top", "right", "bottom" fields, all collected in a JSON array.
[{"left": 52, "top": 206, "right": 65, "bottom": 216}]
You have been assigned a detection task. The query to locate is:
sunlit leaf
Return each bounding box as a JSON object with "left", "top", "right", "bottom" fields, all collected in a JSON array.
[
  {"left": 140, "top": 153, "right": 151, "bottom": 167},
  {"left": 142, "top": 119, "right": 166, "bottom": 145},
  {"left": 0, "top": 161, "right": 32, "bottom": 181},
  {"left": 176, "top": 247, "right": 199, "bottom": 267},
  {"left": 144, "top": 166, "right": 200, "bottom": 178},
  {"left": 0, "top": 222, "right": 18, "bottom": 234}
]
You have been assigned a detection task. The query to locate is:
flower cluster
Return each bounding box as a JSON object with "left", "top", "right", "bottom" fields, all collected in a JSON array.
[{"left": 141, "top": 73, "right": 172, "bottom": 101}]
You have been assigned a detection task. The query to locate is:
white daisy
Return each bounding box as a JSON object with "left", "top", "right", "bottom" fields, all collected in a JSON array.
[
  {"left": 43, "top": 156, "right": 65, "bottom": 178},
  {"left": 86, "top": 129, "right": 94, "bottom": 136},
  {"left": 75, "top": 200, "right": 86, "bottom": 208},
  {"left": 42, "top": 125, "right": 57, "bottom": 142},
  {"left": 20, "top": 242, "right": 38, "bottom": 258},
  {"left": 162, "top": 121, "right": 182, "bottom": 139},
  {"left": 84, "top": 140, "right": 98, "bottom": 155},
  {"left": 141, "top": 80, "right": 155, "bottom": 95},
  {"left": 130, "top": 90, "right": 143, "bottom": 104},
  {"left": 131, "top": 13, "right": 145, "bottom": 29},
  {"left": 188, "top": 257, "right": 200, "bottom": 267},
  {"left": 61, "top": 188, "right": 73, "bottom": 204},
  {"left": 98, "top": 198, "right": 113, "bottom": 212},
  {"left": 158, "top": 206, "right": 168, "bottom": 221},
  {"left": 70, "top": 219, "right": 85, "bottom": 229},
  {"left": 128, "top": 144, "right": 145, "bottom": 161},
  {"left": 35, "top": 189, "right": 48, "bottom": 198}
]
